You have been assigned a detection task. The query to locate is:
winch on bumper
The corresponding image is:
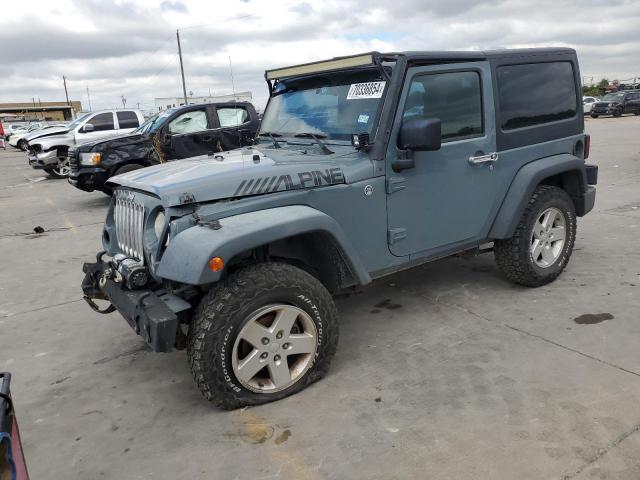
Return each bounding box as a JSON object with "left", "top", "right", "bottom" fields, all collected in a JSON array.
[{"left": 81, "top": 252, "right": 191, "bottom": 352}]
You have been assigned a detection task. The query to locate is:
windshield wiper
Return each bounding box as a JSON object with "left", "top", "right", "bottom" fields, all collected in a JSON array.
[
  {"left": 258, "top": 131, "right": 282, "bottom": 149},
  {"left": 293, "top": 132, "right": 334, "bottom": 155}
]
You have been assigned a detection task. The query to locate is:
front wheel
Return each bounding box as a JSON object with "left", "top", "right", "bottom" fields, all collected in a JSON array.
[
  {"left": 17, "top": 139, "right": 27, "bottom": 151},
  {"left": 613, "top": 107, "right": 623, "bottom": 117},
  {"left": 590, "top": 113, "right": 599, "bottom": 118},
  {"left": 44, "top": 157, "right": 71, "bottom": 179},
  {"left": 187, "top": 262, "right": 339, "bottom": 409},
  {"left": 494, "top": 185, "right": 576, "bottom": 287}
]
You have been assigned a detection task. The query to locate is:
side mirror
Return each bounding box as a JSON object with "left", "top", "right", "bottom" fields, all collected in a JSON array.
[
  {"left": 399, "top": 117, "right": 441, "bottom": 151},
  {"left": 82, "top": 123, "right": 95, "bottom": 133}
]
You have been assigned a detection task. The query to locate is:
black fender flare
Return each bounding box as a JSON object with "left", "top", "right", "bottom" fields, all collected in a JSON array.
[{"left": 489, "top": 154, "right": 588, "bottom": 239}]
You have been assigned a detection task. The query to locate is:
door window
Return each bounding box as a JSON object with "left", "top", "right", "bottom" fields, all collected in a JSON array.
[
  {"left": 88, "top": 112, "right": 115, "bottom": 132},
  {"left": 168, "top": 110, "right": 208, "bottom": 134},
  {"left": 402, "top": 71, "right": 483, "bottom": 141},
  {"left": 217, "top": 107, "right": 249, "bottom": 127},
  {"left": 117, "top": 111, "right": 140, "bottom": 129}
]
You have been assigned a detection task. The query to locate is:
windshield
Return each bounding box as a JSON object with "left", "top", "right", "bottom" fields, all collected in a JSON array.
[
  {"left": 260, "top": 68, "right": 387, "bottom": 141},
  {"left": 136, "top": 109, "right": 176, "bottom": 134},
  {"left": 67, "top": 112, "right": 92, "bottom": 130},
  {"left": 602, "top": 93, "right": 625, "bottom": 102}
]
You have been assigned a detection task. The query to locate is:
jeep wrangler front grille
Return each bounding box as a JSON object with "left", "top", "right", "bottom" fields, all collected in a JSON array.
[{"left": 114, "top": 190, "right": 145, "bottom": 262}]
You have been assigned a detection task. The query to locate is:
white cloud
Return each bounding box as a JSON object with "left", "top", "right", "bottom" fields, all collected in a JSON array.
[{"left": 1, "top": 0, "right": 639, "bottom": 112}]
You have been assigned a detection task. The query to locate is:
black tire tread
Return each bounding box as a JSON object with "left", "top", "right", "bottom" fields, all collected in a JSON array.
[
  {"left": 494, "top": 185, "right": 576, "bottom": 287},
  {"left": 187, "top": 262, "right": 338, "bottom": 410}
]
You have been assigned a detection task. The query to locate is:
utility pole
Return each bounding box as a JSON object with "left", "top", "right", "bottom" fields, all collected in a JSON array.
[
  {"left": 121, "top": 96, "right": 127, "bottom": 108},
  {"left": 228, "top": 56, "right": 236, "bottom": 97},
  {"left": 176, "top": 29, "right": 188, "bottom": 105},
  {"left": 137, "top": 102, "right": 140, "bottom": 110},
  {"left": 86, "top": 86, "right": 92, "bottom": 111},
  {"left": 63, "top": 76, "right": 70, "bottom": 105}
]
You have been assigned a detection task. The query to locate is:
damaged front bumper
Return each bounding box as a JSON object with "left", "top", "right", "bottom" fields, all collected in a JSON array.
[
  {"left": 28, "top": 150, "right": 59, "bottom": 169},
  {"left": 81, "top": 252, "right": 191, "bottom": 352}
]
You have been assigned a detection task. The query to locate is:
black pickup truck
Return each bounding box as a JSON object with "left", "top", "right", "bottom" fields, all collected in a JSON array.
[{"left": 68, "top": 102, "right": 260, "bottom": 194}]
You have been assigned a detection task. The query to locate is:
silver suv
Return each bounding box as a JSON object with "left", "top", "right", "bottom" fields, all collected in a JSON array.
[{"left": 27, "top": 109, "right": 144, "bottom": 178}]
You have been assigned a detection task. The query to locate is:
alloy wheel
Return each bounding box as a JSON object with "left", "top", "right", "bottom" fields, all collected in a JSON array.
[
  {"left": 232, "top": 304, "right": 318, "bottom": 393},
  {"left": 530, "top": 207, "right": 566, "bottom": 268}
]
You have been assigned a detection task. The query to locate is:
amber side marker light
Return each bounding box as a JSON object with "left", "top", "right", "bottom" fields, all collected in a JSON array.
[{"left": 209, "top": 257, "right": 224, "bottom": 272}]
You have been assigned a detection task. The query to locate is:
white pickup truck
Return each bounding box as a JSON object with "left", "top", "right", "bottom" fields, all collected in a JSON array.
[{"left": 27, "top": 109, "right": 144, "bottom": 178}]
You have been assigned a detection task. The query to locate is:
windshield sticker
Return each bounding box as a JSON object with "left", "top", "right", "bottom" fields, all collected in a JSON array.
[
  {"left": 347, "top": 82, "right": 386, "bottom": 100},
  {"left": 357, "top": 114, "right": 370, "bottom": 124},
  {"left": 233, "top": 168, "right": 345, "bottom": 197}
]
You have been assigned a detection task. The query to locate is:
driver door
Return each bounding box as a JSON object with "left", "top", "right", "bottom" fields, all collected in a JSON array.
[{"left": 386, "top": 61, "right": 508, "bottom": 257}]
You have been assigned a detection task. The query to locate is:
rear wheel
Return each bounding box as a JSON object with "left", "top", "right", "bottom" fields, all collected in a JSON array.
[
  {"left": 494, "top": 185, "right": 576, "bottom": 287},
  {"left": 187, "top": 262, "right": 339, "bottom": 409}
]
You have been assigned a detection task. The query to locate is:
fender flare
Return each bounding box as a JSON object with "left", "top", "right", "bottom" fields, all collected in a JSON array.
[
  {"left": 156, "top": 205, "right": 372, "bottom": 286},
  {"left": 489, "top": 154, "right": 587, "bottom": 239}
]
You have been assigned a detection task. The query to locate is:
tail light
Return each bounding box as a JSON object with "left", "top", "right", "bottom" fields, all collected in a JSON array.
[{"left": 584, "top": 134, "right": 590, "bottom": 160}]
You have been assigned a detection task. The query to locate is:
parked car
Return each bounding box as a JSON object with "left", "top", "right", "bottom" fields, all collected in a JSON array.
[
  {"left": 9, "top": 123, "right": 64, "bottom": 150},
  {"left": 82, "top": 48, "right": 596, "bottom": 409},
  {"left": 68, "top": 102, "right": 260, "bottom": 194},
  {"left": 3, "top": 123, "right": 29, "bottom": 139},
  {"left": 27, "top": 110, "right": 144, "bottom": 178},
  {"left": 590, "top": 91, "right": 640, "bottom": 117},
  {"left": 582, "top": 96, "right": 598, "bottom": 114}
]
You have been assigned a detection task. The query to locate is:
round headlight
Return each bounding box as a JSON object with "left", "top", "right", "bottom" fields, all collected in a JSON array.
[{"left": 154, "top": 211, "right": 166, "bottom": 238}]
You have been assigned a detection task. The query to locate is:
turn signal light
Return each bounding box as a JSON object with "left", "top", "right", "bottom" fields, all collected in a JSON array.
[{"left": 209, "top": 257, "right": 224, "bottom": 272}]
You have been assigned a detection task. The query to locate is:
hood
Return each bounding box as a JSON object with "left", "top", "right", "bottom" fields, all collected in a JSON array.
[
  {"left": 79, "top": 133, "right": 147, "bottom": 153},
  {"left": 30, "top": 132, "right": 74, "bottom": 148},
  {"left": 24, "top": 126, "right": 69, "bottom": 142},
  {"left": 110, "top": 144, "right": 374, "bottom": 206}
]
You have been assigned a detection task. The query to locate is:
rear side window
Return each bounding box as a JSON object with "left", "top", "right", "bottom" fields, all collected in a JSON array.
[
  {"left": 88, "top": 112, "right": 115, "bottom": 131},
  {"left": 497, "top": 62, "right": 577, "bottom": 130},
  {"left": 402, "top": 71, "right": 483, "bottom": 141},
  {"left": 117, "top": 111, "right": 140, "bottom": 129},
  {"left": 217, "top": 107, "right": 250, "bottom": 127}
]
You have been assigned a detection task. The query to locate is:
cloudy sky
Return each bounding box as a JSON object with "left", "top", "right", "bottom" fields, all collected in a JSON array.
[{"left": 1, "top": 0, "right": 639, "bottom": 113}]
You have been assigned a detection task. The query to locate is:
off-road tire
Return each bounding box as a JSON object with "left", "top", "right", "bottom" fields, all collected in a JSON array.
[
  {"left": 187, "top": 262, "right": 339, "bottom": 410},
  {"left": 494, "top": 185, "right": 576, "bottom": 287}
]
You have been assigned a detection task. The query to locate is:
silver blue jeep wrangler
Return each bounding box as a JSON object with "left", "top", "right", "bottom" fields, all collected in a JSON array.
[{"left": 82, "top": 48, "right": 597, "bottom": 409}]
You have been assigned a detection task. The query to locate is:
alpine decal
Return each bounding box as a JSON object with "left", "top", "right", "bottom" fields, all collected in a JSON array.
[{"left": 233, "top": 168, "right": 345, "bottom": 197}]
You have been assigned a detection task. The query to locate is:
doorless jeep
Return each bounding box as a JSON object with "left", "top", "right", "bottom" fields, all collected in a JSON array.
[{"left": 82, "top": 49, "right": 597, "bottom": 409}]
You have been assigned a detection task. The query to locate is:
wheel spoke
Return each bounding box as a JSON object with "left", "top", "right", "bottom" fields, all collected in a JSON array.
[
  {"left": 531, "top": 239, "right": 544, "bottom": 260},
  {"left": 240, "top": 321, "right": 271, "bottom": 349},
  {"left": 549, "top": 226, "right": 565, "bottom": 241},
  {"left": 541, "top": 210, "right": 556, "bottom": 229},
  {"left": 235, "top": 349, "right": 265, "bottom": 383},
  {"left": 285, "top": 333, "right": 316, "bottom": 355},
  {"left": 532, "top": 220, "right": 545, "bottom": 239},
  {"left": 268, "top": 360, "right": 291, "bottom": 388},
  {"left": 541, "top": 245, "right": 556, "bottom": 264},
  {"left": 271, "top": 307, "right": 299, "bottom": 336}
]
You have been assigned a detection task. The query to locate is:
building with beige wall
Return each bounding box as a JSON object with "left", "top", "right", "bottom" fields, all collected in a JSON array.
[{"left": 0, "top": 101, "right": 83, "bottom": 121}]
